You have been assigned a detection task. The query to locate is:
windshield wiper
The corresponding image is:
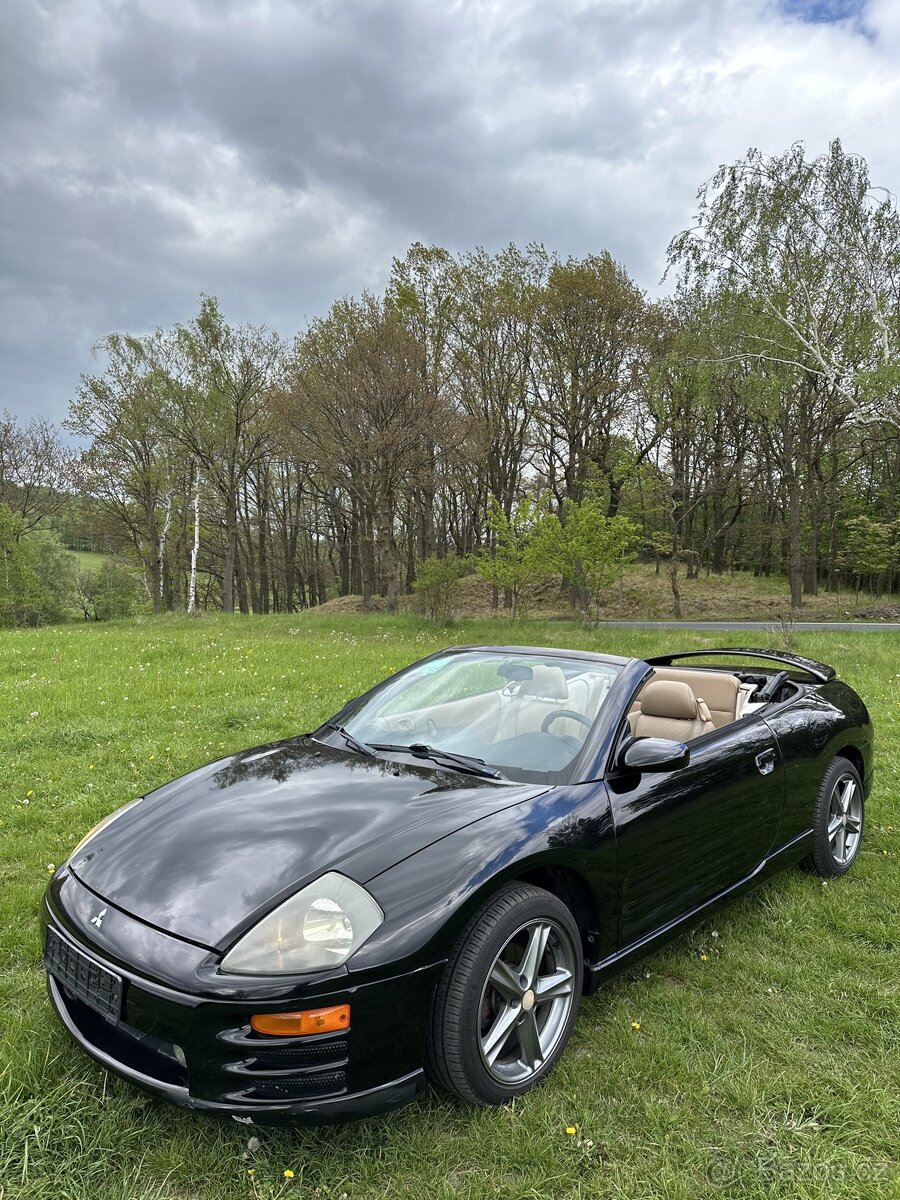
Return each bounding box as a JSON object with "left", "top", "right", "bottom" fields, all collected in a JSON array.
[
  {"left": 370, "top": 742, "right": 503, "bottom": 780},
  {"left": 322, "top": 721, "right": 380, "bottom": 759}
]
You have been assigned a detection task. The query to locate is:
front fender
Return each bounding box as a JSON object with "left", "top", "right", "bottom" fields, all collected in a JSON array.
[{"left": 349, "top": 783, "right": 616, "bottom": 978}]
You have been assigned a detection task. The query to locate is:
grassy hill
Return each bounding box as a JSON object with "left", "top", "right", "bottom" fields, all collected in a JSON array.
[
  {"left": 54, "top": 556, "right": 900, "bottom": 622},
  {"left": 319, "top": 564, "right": 899, "bottom": 622},
  {"left": 1, "top": 613, "right": 897, "bottom": 1199}
]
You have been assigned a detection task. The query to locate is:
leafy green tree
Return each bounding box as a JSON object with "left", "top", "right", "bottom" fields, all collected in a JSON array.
[
  {"left": 536, "top": 498, "right": 640, "bottom": 621},
  {"left": 0, "top": 504, "right": 75, "bottom": 626},
  {"left": 475, "top": 496, "right": 554, "bottom": 619},
  {"left": 284, "top": 292, "right": 439, "bottom": 612},
  {"left": 0, "top": 411, "right": 74, "bottom": 531},
  {"left": 449, "top": 246, "right": 544, "bottom": 528},
  {"left": 69, "top": 332, "right": 175, "bottom": 612},
  {"left": 30, "top": 533, "right": 77, "bottom": 624},
  {"left": 531, "top": 251, "right": 654, "bottom": 512},
  {"left": 669, "top": 140, "right": 900, "bottom": 423},
  {"left": 839, "top": 515, "right": 897, "bottom": 603},
  {"left": 171, "top": 297, "right": 286, "bottom": 613},
  {"left": 74, "top": 560, "right": 145, "bottom": 621},
  {"left": 389, "top": 245, "right": 458, "bottom": 564}
]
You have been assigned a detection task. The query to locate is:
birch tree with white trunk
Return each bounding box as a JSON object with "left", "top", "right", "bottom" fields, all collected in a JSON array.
[
  {"left": 668, "top": 140, "right": 900, "bottom": 424},
  {"left": 187, "top": 464, "right": 201, "bottom": 615}
]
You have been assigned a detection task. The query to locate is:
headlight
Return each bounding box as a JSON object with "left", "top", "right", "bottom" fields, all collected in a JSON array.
[
  {"left": 220, "top": 872, "right": 384, "bottom": 975},
  {"left": 68, "top": 797, "right": 144, "bottom": 863}
]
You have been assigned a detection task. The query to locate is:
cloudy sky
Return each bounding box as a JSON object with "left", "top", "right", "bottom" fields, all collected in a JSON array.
[{"left": 2, "top": 0, "right": 898, "bottom": 423}]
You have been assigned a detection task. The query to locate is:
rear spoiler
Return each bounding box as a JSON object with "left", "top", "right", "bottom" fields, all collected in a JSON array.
[{"left": 644, "top": 647, "right": 835, "bottom": 683}]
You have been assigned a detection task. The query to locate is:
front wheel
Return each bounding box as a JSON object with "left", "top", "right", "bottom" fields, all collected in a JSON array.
[
  {"left": 801, "top": 757, "right": 864, "bottom": 877},
  {"left": 426, "top": 883, "right": 583, "bottom": 1106}
]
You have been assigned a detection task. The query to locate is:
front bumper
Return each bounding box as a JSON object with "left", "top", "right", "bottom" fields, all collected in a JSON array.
[{"left": 43, "top": 875, "right": 441, "bottom": 1126}]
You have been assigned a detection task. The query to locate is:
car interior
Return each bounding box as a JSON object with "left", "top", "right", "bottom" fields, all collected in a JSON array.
[
  {"left": 625, "top": 665, "right": 798, "bottom": 742},
  {"left": 348, "top": 654, "right": 801, "bottom": 779},
  {"left": 352, "top": 656, "right": 619, "bottom": 775}
]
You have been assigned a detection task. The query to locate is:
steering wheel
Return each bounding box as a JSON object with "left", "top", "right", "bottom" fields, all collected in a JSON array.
[{"left": 540, "top": 709, "right": 593, "bottom": 734}]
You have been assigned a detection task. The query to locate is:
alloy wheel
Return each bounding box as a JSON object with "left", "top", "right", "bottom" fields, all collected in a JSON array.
[
  {"left": 827, "top": 773, "right": 863, "bottom": 866},
  {"left": 477, "top": 918, "right": 577, "bottom": 1085}
]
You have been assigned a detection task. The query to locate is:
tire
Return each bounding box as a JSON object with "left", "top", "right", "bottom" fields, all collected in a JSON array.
[
  {"left": 426, "top": 882, "right": 583, "bottom": 1106},
  {"left": 800, "top": 756, "right": 865, "bottom": 877}
]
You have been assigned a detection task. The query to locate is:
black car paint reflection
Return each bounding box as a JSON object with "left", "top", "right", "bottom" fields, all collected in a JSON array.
[
  {"left": 68, "top": 738, "right": 541, "bottom": 950},
  {"left": 42, "top": 644, "right": 874, "bottom": 1125}
]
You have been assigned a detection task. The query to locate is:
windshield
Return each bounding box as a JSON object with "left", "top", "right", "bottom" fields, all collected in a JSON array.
[{"left": 341, "top": 650, "right": 620, "bottom": 782}]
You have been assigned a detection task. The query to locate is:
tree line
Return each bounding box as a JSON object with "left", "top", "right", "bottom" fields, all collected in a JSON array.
[{"left": 3, "top": 139, "right": 899, "bottom": 625}]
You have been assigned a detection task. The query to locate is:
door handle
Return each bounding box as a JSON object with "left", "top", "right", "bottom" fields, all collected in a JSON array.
[{"left": 755, "top": 748, "right": 776, "bottom": 776}]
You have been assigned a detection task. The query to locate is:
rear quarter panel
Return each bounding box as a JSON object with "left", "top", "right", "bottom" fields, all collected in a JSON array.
[{"left": 763, "top": 680, "right": 873, "bottom": 846}]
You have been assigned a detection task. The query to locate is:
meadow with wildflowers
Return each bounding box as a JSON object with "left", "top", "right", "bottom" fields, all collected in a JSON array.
[{"left": 1, "top": 614, "right": 897, "bottom": 1200}]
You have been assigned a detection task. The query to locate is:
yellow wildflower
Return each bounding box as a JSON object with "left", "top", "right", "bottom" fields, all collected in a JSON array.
[
  {"left": 565, "top": 1125, "right": 577, "bottom": 1135},
  {"left": 700, "top": 953, "right": 709, "bottom": 961},
  {"left": 284, "top": 1169, "right": 295, "bottom": 1179},
  {"left": 631, "top": 1020, "right": 641, "bottom": 1030}
]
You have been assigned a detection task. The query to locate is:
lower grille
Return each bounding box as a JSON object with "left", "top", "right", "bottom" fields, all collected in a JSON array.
[
  {"left": 45, "top": 928, "right": 122, "bottom": 1022},
  {"left": 249, "top": 1039, "right": 349, "bottom": 1069},
  {"left": 219, "top": 1025, "right": 351, "bottom": 1102},
  {"left": 238, "top": 1070, "right": 348, "bottom": 1101}
]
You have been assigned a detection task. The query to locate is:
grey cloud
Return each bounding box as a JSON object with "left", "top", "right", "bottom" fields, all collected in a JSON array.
[{"left": 0, "top": 0, "right": 896, "bottom": 422}]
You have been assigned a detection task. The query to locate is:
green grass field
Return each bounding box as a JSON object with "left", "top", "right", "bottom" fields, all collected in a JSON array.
[
  {"left": 69, "top": 550, "right": 111, "bottom": 573},
  {"left": 1, "top": 615, "right": 898, "bottom": 1200}
]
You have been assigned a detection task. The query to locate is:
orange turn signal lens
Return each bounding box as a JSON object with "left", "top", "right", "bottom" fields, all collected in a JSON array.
[{"left": 250, "top": 1004, "right": 351, "bottom": 1037}]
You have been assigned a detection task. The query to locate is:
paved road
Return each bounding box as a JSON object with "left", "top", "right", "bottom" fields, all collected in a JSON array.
[{"left": 595, "top": 620, "right": 900, "bottom": 633}]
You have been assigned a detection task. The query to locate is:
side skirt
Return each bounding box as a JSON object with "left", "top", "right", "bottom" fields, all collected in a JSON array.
[{"left": 583, "top": 829, "right": 813, "bottom": 995}]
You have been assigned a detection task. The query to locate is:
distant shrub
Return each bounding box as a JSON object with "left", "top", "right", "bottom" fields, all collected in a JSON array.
[{"left": 413, "top": 554, "right": 471, "bottom": 621}]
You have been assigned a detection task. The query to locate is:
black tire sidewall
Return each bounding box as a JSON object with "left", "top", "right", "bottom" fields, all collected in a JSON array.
[{"left": 806, "top": 757, "right": 864, "bottom": 877}]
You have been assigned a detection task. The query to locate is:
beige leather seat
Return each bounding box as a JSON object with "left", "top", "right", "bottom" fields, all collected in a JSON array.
[
  {"left": 522, "top": 665, "right": 569, "bottom": 702},
  {"left": 648, "top": 668, "right": 740, "bottom": 727},
  {"left": 496, "top": 664, "right": 569, "bottom": 740},
  {"left": 629, "top": 680, "right": 715, "bottom": 741}
]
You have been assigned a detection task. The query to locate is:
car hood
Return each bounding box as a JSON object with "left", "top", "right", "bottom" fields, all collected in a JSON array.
[{"left": 69, "top": 736, "right": 545, "bottom": 950}]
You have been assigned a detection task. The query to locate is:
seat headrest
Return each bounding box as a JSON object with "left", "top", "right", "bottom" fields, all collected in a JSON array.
[
  {"left": 520, "top": 664, "right": 569, "bottom": 701},
  {"left": 639, "top": 679, "right": 698, "bottom": 720}
]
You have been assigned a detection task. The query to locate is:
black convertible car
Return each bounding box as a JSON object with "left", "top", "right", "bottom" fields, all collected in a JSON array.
[{"left": 43, "top": 645, "right": 872, "bottom": 1124}]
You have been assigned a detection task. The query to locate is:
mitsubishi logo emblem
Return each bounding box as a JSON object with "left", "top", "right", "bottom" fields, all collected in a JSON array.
[{"left": 90, "top": 907, "right": 107, "bottom": 929}]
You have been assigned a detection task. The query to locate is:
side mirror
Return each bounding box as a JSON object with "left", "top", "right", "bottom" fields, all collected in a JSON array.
[{"left": 618, "top": 736, "right": 690, "bottom": 773}]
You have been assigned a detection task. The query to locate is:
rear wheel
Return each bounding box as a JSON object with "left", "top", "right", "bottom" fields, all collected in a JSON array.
[
  {"left": 426, "top": 882, "right": 583, "bottom": 1105},
  {"left": 801, "top": 757, "right": 864, "bottom": 877}
]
